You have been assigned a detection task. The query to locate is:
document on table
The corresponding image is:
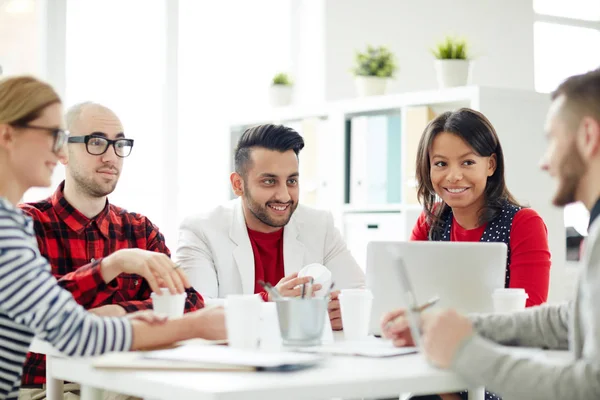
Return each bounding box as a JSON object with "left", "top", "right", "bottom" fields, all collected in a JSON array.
[
  {"left": 141, "top": 345, "right": 324, "bottom": 371},
  {"left": 294, "top": 337, "right": 418, "bottom": 358}
]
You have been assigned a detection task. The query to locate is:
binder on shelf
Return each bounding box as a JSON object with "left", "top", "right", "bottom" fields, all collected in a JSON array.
[{"left": 347, "top": 113, "right": 401, "bottom": 206}]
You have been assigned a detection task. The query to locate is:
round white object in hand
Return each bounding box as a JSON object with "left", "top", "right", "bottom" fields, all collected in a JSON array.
[
  {"left": 339, "top": 288, "right": 373, "bottom": 341},
  {"left": 150, "top": 288, "right": 186, "bottom": 318},
  {"left": 297, "top": 263, "right": 332, "bottom": 297},
  {"left": 492, "top": 288, "right": 528, "bottom": 313}
]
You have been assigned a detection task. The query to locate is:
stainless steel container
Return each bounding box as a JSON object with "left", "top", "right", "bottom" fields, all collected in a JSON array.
[{"left": 275, "top": 297, "right": 327, "bottom": 346}]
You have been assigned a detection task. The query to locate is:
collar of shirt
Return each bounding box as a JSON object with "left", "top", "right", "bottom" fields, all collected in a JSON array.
[
  {"left": 590, "top": 198, "right": 600, "bottom": 228},
  {"left": 51, "top": 181, "right": 111, "bottom": 239}
]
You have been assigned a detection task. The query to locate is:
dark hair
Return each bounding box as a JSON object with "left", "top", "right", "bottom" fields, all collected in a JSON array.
[
  {"left": 551, "top": 67, "right": 600, "bottom": 127},
  {"left": 415, "top": 108, "right": 521, "bottom": 238},
  {"left": 234, "top": 124, "right": 305, "bottom": 176}
]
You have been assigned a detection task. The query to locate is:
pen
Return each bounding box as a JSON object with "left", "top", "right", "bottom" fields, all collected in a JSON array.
[
  {"left": 412, "top": 295, "right": 440, "bottom": 313},
  {"left": 385, "top": 295, "right": 440, "bottom": 329}
]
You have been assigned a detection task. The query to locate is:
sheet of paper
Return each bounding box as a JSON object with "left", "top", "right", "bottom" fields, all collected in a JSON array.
[
  {"left": 142, "top": 345, "right": 324, "bottom": 369},
  {"left": 93, "top": 351, "right": 253, "bottom": 371},
  {"left": 294, "top": 337, "right": 418, "bottom": 357}
]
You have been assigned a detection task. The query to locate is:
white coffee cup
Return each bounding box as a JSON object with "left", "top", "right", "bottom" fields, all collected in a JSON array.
[
  {"left": 225, "top": 294, "right": 262, "bottom": 349},
  {"left": 259, "top": 302, "right": 283, "bottom": 351},
  {"left": 151, "top": 288, "right": 186, "bottom": 318},
  {"left": 492, "top": 288, "right": 528, "bottom": 313},
  {"left": 339, "top": 288, "right": 373, "bottom": 341}
]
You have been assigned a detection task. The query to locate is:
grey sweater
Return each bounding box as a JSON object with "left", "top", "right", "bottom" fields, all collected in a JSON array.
[{"left": 451, "top": 219, "right": 600, "bottom": 399}]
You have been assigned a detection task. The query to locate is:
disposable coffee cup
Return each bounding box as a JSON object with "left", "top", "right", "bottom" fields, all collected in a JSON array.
[
  {"left": 492, "top": 288, "right": 528, "bottom": 313},
  {"left": 151, "top": 288, "right": 186, "bottom": 318},
  {"left": 339, "top": 288, "right": 373, "bottom": 341},
  {"left": 225, "top": 294, "right": 262, "bottom": 349}
]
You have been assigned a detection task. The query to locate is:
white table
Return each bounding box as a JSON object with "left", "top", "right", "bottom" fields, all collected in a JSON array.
[{"left": 32, "top": 338, "right": 485, "bottom": 400}]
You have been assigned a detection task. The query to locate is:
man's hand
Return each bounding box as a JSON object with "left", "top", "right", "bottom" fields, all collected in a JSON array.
[
  {"left": 422, "top": 309, "right": 474, "bottom": 369},
  {"left": 269, "top": 273, "right": 322, "bottom": 301},
  {"left": 89, "top": 304, "right": 126, "bottom": 317},
  {"left": 101, "top": 249, "right": 190, "bottom": 295},
  {"left": 328, "top": 290, "right": 342, "bottom": 330},
  {"left": 189, "top": 306, "right": 227, "bottom": 340}
]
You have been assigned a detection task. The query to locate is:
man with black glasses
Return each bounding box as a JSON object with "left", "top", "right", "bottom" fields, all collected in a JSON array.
[{"left": 18, "top": 102, "right": 204, "bottom": 393}]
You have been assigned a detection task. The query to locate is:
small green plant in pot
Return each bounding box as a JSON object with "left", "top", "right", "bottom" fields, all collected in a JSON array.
[
  {"left": 352, "top": 45, "right": 397, "bottom": 97},
  {"left": 269, "top": 72, "right": 294, "bottom": 107},
  {"left": 431, "top": 36, "right": 471, "bottom": 88}
]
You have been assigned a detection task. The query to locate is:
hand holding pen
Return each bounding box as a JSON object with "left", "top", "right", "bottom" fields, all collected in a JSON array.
[{"left": 380, "top": 295, "right": 440, "bottom": 346}]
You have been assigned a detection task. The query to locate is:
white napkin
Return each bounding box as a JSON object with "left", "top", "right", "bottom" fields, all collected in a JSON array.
[{"left": 297, "top": 263, "right": 332, "bottom": 298}]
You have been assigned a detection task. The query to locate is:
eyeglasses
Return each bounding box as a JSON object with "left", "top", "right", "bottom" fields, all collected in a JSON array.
[
  {"left": 12, "top": 124, "right": 70, "bottom": 154},
  {"left": 67, "top": 133, "right": 134, "bottom": 158}
]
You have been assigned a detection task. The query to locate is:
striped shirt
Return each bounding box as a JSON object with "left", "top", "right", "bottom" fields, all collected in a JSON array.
[{"left": 0, "top": 197, "right": 132, "bottom": 400}]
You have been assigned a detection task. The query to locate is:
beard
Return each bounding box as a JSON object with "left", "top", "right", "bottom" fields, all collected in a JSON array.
[
  {"left": 243, "top": 182, "right": 297, "bottom": 228},
  {"left": 70, "top": 167, "right": 119, "bottom": 198},
  {"left": 552, "top": 144, "right": 586, "bottom": 207}
]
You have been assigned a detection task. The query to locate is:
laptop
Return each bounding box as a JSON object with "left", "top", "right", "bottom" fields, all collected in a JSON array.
[{"left": 367, "top": 241, "right": 507, "bottom": 336}]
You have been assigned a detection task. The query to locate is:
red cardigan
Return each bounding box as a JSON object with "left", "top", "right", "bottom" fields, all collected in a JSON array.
[{"left": 410, "top": 208, "right": 551, "bottom": 307}]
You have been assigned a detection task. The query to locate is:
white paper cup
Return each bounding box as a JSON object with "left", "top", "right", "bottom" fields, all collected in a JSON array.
[
  {"left": 492, "top": 288, "right": 528, "bottom": 313},
  {"left": 259, "top": 302, "right": 283, "bottom": 351},
  {"left": 151, "top": 288, "right": 186, "bottom": 318},
  {"left": 225, "top": 294, "right": 262, "bottom": 349},
  {"left": 339, "top": 288, "right": 373, "bottom": 341}
]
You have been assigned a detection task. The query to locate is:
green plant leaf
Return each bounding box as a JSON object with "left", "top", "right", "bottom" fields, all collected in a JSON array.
[
  {"left": 272, "top": 72, "right": 292, "bottom": 85},
  {"left": 351, "top": 45, "right": 397, "bottom": 77},
  {"left": 431, "top": 36, "right": 469, "bottom": 60}
]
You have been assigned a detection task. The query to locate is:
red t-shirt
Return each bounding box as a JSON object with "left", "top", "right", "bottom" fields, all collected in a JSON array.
[
  {"left": 248, "top": 227, "right": 285, "bottom": 301},
  {"left": 410, "top": 208, "right": 551, "bottom": 307}
]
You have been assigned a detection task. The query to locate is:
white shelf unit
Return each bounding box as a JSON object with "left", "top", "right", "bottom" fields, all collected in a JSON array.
[{"left": 228, "top": 86, "right": 567, "bottom": 302}]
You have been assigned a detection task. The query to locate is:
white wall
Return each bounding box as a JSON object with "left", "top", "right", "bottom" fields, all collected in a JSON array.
[{"left": 323, "top": 0, "right": 535, "bottom": 100}]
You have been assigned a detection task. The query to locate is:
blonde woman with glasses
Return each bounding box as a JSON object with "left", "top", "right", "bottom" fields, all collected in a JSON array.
[{"left": 0, "top": 76, "right": 225, "bottom": 400}]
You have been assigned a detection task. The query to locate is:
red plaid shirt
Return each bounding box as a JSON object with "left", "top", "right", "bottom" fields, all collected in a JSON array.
[{"left": 19, "top": 181, "right": 204, "bottom": 385}]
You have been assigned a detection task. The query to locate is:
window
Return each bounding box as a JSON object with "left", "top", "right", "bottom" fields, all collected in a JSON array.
[
  {"left": 177, "top": 0, "right": 292, "bottom": 219},
  {"left": 533, "top": 0, "right": 600, "bottom": 94},
  {"left": 64, "top": 0, "right": 169, "bottom": 242},
  {"left": 533, "top": 1, "right": 600, "bottom": 255},
  {"left": 534, "top": 22, "right": 600, "bottom": 93},
  {"left": 533, "top": 0, "right": 600, "bottom": 22},
  {"left": 27, "top": 0, "right": 294, "bottom": 251}
]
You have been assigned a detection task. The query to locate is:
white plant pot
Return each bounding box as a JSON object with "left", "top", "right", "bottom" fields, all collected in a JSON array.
[
  {"left": 354, "top": 76, "right": 388, "bottom": 97},
  {"left": 434, "top": 59, "right": 471, "bottom": 88},
  {"left": 269, "top": 85, "right": 293, "bottom": 107}
]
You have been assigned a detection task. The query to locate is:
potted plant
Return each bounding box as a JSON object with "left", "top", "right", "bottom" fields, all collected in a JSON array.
[
  {"left": 351, "top": 45, "right": 397, "bottom": 97},
  {"left": 431, "top": 36, "right": 471, "bottom": 88},
  {"left": 269, "top": 72, "right": 293, "bottom": 107}
]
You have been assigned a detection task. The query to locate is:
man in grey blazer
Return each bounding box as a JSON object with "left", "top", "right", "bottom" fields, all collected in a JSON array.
[
  {"left": 177, "top": 124, "right": 365, "bottom": 330},
  {"left": 383, "top": 68, "right": 600, "bottom": 399}
]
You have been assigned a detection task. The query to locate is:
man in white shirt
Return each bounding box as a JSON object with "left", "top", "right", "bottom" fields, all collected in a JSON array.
[{"left": 176, "top": 124, "right": 365, "bottom": 329}]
